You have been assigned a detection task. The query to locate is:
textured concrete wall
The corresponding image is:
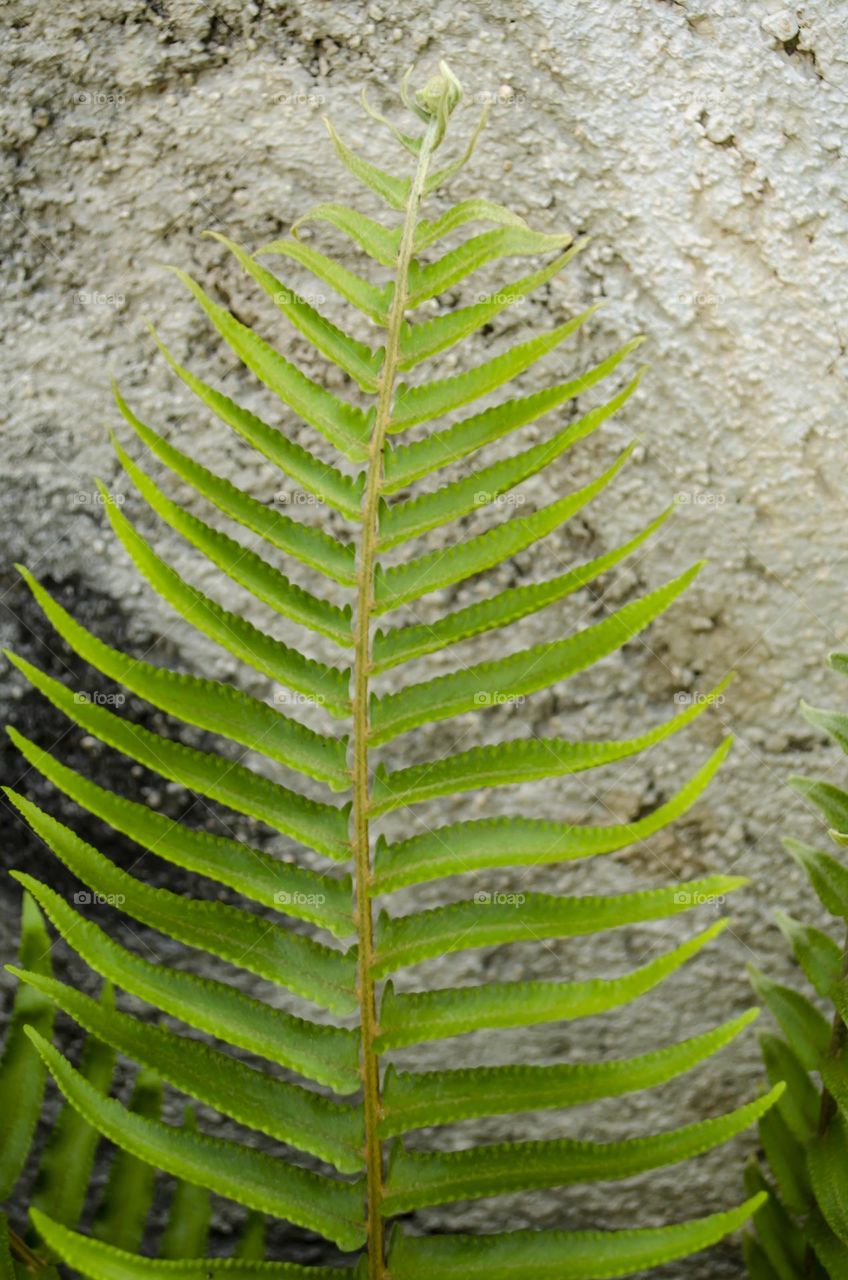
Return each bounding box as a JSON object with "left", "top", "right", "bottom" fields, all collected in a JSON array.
[{"left": 2, "top": 1, "right": 848, "bottom": 1276}]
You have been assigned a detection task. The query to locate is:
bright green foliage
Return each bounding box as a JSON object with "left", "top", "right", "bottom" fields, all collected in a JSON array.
[
  {"left": 5, "top": 63, "right": 767, "bottom": 1279},
  {"left": 744, "top": 654, "right": 848, "bottom": 1276},
  {"left": 0, "top": 905, "right": 204, "bottom": 1276}
]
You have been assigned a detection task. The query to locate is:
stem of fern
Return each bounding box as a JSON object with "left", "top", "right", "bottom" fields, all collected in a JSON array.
[{"left": 351, "top": 116, "right": 440, "bottom": 1278}]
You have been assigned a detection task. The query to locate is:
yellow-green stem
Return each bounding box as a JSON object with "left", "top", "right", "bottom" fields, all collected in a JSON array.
[
  {"left": 8, "top": 1228, "right": 48, "bottom": 1274},
  {"left": 351, "top": 118, "right": 439, "bottom": 1279}
]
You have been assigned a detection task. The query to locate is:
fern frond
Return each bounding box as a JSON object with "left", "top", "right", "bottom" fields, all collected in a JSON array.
[
  {"left": 0, "top": 894, "right": 54, "bottom": 1203},
  {"left": 744, "top": 649, "right": 848, "bottom": 1276},
  {"left": 372, "top": 506, "right": 673, "bottom": 670},
  {"left": 388, "top": 311, "right": 592, "bottom": 432},
  {"left": 212, "top": 232, "right": 383, "bottom": 393},
  {"left": 382, "top": 1088, "right": 781, "bottom": 1214},
  {"left": 6, "top": 64, "right": 762, "bottom": 1279},
  {"left": 397, "top": 244, "right": 584, "bottom": 369},
  {"left": 377, "top": 372, "right": 642, "bottom": 550},
  {"left": 30, "top": 1210, "right": 342, "bottom": 1280},
  {"left": 172, "top": 269, "right": 373, "bottom": 456},
  {"left": 371, "top": 707, "right": 728, "bottom": 819}
]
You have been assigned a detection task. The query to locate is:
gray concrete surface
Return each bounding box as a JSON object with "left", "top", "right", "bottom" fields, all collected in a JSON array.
[{"left": 2, "top": 0, "right": 848, "bottom": 1275}]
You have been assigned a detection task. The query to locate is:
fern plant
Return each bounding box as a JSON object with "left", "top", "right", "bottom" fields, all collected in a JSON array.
[
  {"left": 744, "top": 655, "right": 848, "bottom": 1277},
  {"left": 4, "top": 64, "right": 777, "bottom": 1279}
]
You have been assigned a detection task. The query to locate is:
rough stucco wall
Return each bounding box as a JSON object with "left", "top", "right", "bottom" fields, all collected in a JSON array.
[{"left": 2, "top": 0, "right": 848, "bottom": 1275}]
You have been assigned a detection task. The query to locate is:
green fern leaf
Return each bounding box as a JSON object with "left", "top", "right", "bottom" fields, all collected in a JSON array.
[
  {"left": 403, "top": 226, "right": 573, "bottom": 308},
  {"left": 0, "top": 894, "right": 54, "bottom": 1203},
  {"left": 291, "top": 202, "right": 401, "bottom": 265},
  {"left": 11, "top": 875, "right": 360, "bottom": 1093},
  {"left": 111, "top": 433, "right": 353, "bottom": 644},
  {"left": 30, "top": 1210, "right": 343, "bottom": 1280},
  {"left": 383, "top": 335, "right": 642, "bottom": 492},
  {"left": 172, "top": 269, "right": 373, "bottom": 456},
  {"left": 382, "top": 1087, "right": 781, "bottom": 1213},
  {"left": 211, "top": 232, "right": 383, "bottom": 392},
  {"left": 5, "top": 653, "right": 351, "bottom": 857},
  {"left": 371, "top": 567, "right": 700, "bottom": 743},
  {"left": 27, "top": 1032, "right": 366, "bottom": 1252},
  {"left": 322, "top": 116, "right": 409, "bottom": 209},
  {"left": 385, "top": 1196, "right": 767, "bottom": 1279},
  {"left": 372, "top": 750, "right": 726, "bottom": 890},
  {"left": 114, "top": 392, "right": 358, "bottom": 579},
  {"left": 93, "top": 496, "right": 353, "bottom": 719},
  {"left": 372, "top": 713, "right": 727, "bottom": 820},
  {"left": 6, "top": 64, "right": 762, "bottom": 1278},
  {"left": 5, "top": 794, "right": 357, "bottom": 1015},
  {"left": 774, "top": 911, "right": 843, "bottom": 998},
  {"left": 377, "top": 372, "right": 642, "bottom": 550},
  {"left": 91, "top": 1068, "right": 162, "bottom": 1253},
  {"left": 159, "top": 1109, "right": 211, "bottom": 1260},
  {"left": 372, "top": 875, "right": 746, "bottom": 976},
  {"left": 748, "top": 966, "right": 830, "bottom": 1069},
  {"left": 398, "top": 244, "right": 584, "bottom": 369},
  {"left": 374, "top": 445, "right": 634, "bottom": 611},
  {"left": 372, "top": 506, "right": 673, "bottom": 670},
  {"left": 745, "top": 650, "right": 848, "bottom": 1277},
  {"left": 413, "top": 197, "right": 529, "bottom": 249},
  {"left": 379, "top": 1009, "right": 758, "bottom": 1135},
  {"left": 809, "top": 1115, "right": 848, "bottom": 1245},
  {"left": 10, "top": 971, "right": 364, "bottom": 1174},
  {"left": 758, "top": 1032, "right": 820, "bottom": 1140},
  {"left": 389, "top": 311, "right": 593, "bottom": 431},
  {"left": 376, "top": 922, "right": 728, "bottom": 1050}
]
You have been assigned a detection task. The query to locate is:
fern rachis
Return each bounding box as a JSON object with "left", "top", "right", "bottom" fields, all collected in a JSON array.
[{"left": 1, "top": 63, "right": 777, "bottom": 1280}]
